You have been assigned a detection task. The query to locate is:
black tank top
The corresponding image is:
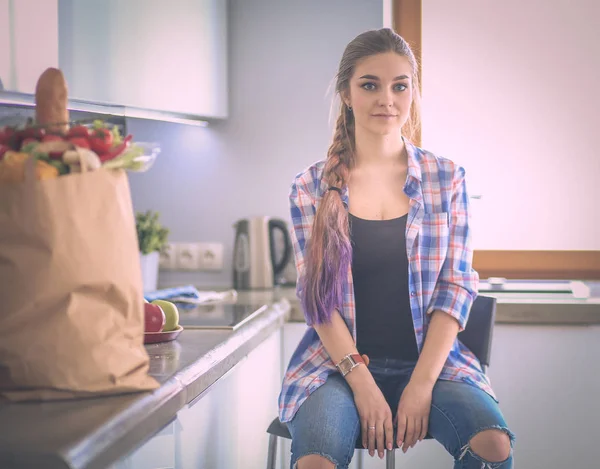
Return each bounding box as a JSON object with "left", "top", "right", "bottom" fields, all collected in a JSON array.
[{"left": 349, "top": 212, "right": 419, "bottom": 361}]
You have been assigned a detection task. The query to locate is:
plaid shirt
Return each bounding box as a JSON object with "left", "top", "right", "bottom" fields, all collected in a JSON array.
[{"left": 278, "top": 140, "right": 497, "bottom": 423}]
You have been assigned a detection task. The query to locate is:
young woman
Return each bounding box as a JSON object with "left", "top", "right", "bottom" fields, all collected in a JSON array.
[{"left": 278, "top": 28, "right": 515, "bottom": 469}]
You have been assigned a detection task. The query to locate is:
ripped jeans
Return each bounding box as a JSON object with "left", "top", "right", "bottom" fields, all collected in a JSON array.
[{"left": 287, "top": 358, "right": 515, "bottom": 468}]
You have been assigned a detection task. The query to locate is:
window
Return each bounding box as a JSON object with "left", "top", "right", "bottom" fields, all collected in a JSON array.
[{"left": 393, "top": 0, "right": 599, "bottom": 280}]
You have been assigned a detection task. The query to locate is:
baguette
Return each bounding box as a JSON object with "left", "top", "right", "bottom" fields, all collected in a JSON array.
[{"left": 34, "top": 68, "right": 69, "bottom": 134}]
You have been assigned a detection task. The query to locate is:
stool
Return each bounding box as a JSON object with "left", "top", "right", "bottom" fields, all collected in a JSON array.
[
  {"left": 267, "top": 417, "right": 423, "bottom": 468},
  {"left": 266, "top": 295, "right": 496, "bottom": 468}
]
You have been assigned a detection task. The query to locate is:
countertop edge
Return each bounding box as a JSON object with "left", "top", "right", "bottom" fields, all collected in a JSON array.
[{"left": 65, "top": 298, "right": 291, "bottom": 469}]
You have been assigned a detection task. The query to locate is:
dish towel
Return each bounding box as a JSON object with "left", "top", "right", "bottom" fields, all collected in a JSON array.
[{"left": 144, "top": 285, "right": 238, "bottom": 309}]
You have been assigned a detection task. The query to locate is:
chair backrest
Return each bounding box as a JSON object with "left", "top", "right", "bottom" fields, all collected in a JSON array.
[{"left": 456, "top": 295, "right": 497, "bottom": 370}]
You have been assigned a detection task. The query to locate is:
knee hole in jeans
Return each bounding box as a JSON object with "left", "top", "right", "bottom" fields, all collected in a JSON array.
[
  {"left": 295, "top": 453, "right": 337, "bottom": 469},
  {"left": 468, "top": 428, "right": 512, "bottom": 462}
]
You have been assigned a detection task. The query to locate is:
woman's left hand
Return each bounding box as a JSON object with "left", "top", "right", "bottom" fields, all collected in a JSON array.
[{"left": 395, "top": 380, "right": 433, "bottom": 453}]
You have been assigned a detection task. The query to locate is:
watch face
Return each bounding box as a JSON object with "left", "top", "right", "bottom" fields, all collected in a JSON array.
[
  {"left": 338, "top": 356, "right": 356, "bottom": 375},
  {"left": 339, "top": 361, "right": 351, "bottom": 374}
]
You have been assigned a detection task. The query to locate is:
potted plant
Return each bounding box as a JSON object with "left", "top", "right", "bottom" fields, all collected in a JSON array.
[{"left": 136, "top": 210, "right": 169, "bottom": 293}]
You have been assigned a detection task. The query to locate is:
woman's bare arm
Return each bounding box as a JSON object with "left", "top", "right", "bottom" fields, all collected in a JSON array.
[
  {"left": 313, "top": 308, "right": 374, "bottom": 389},
  {"left": 314, "top": 309, "right": 394, "bottom": 458}
]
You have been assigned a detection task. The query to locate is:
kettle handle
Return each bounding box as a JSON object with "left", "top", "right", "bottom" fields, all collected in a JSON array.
[{"left": 268, "top": 219, "right": 292, "bottom": 276}]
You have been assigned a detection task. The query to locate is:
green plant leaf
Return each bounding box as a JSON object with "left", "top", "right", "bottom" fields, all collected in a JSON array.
[{"left": 135, "top": 210, "right": 170, "bottom": 255}]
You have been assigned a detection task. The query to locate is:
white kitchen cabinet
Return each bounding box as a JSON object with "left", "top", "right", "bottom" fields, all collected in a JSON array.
[
  {"left": 0, "top": 0, "right": 10, "bottom": 91},
  {"left": 278, "top": 323, "right": 299, "bottom": 469},
  {"left": 57, "top": 0, "right": 228, "bottom": 118},
  {"left": 282, "top": 322, "right": 308, "bottom": 371},
  {"left": 176, "top": 328, "right": 283, "bottom": 468},
  {"left": 485, "top": 324, "right": 600, "bottom": 469},
  {"left": 0, "top": 0, "right": 59, "bottom": 94},
  {"left": 227, "top": 329, "right": 284, "bottom": 468},
  {"left": 175, "top": 360, "right": 238, "bottom": 469},
  {"left": 280, "top": 322, "right": 305, "bottom": 469},
  {"left": 111, "top": 420, "right": 177, "bottom": 469}
]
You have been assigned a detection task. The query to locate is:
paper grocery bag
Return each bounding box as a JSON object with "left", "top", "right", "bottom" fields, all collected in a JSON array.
[{"left": 0, "top": 162, "right": 159, "bottom": 400}]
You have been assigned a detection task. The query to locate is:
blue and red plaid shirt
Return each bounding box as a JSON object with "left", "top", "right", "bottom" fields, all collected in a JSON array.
[{"left": 278, "top": 140, "right": 497, "bottom": 423}]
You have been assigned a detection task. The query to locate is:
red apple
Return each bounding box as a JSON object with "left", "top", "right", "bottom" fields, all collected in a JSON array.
[{"left": 144, "top": 302, "right": 166, "bottom": 333}]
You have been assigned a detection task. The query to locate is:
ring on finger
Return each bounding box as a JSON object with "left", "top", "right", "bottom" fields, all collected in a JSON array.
[{"left": 368, "top": 425, "right": 376, "bottom": 430}]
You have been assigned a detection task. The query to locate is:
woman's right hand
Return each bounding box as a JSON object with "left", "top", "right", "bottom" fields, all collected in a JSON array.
[{"left": 346, "top": 367, "right": 394, "bottom": 459}]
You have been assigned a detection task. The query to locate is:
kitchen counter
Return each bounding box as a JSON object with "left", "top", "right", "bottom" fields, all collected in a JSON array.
[
  {"left": 279, "top": 283, "right": 600, "bottom": 325},
  {"left": 0, "top": 283, "right": 598, "bottom": 468},
  {"left": 0, "top": 295, "right": 291, "bottom": 469}
]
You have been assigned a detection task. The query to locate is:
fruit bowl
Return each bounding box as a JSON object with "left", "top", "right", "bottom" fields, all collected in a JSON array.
[{"left": 144, "top": 325, "right": 183, "bottom": 344}]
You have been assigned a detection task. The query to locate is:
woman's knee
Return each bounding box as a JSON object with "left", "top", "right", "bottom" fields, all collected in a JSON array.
[
  {"left": 295, "top": 454, "right": 336, "bottom": 469},
  {"left": 469, "top": 428, "right": 512, "bottom": 462}
]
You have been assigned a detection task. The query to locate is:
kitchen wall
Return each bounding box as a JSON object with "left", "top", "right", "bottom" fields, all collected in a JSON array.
[
  {"left": 127, "top": 0, "right": 385, "bottom": 288},
  {"left": 6, "top": 0, "right": 597, "bottom": 277},
  {"left": 420, "top": 0, "right": 600, "bottom": 251}
]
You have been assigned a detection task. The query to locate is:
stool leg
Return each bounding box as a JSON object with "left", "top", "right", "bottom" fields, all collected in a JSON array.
[
  {"left": 386, "top": 449, "right": 395, "bottom": 469},
  {"left": 266, "top": 434, "right": 278, "bottom": 469}
]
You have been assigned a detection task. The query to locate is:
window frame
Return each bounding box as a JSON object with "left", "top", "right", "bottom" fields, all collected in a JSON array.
[{"left": 393, "top": 0, "right": 599, "bottom": 280}]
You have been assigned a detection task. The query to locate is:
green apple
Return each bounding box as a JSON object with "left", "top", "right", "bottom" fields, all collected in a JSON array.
[{"left": 151, "top": 300, "right": 179, "bottom": 331}]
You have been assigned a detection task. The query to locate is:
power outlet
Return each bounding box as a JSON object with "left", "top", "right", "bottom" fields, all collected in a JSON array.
[
  {"left": 159, "top": 242, "right": 177, "bottom": 270},
  {"left": 176, "top": 243, "right": 201, "bottom": 271},
  {"left": 197, "top": 242, "right": 224, "bottom": 271}
]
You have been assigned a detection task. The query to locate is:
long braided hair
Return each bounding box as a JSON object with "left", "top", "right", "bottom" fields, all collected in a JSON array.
[{"left": 301, "top": 28, "right": 421, "bottom": 325}]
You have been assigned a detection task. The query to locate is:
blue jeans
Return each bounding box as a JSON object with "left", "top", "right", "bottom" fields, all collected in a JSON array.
[{"left": 287, "top": 358, "right": 515, "bottom": 469}]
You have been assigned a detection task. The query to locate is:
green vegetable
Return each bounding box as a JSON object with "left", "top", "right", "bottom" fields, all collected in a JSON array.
[
  {"left": 92, "top": 120, "right": 105, "bottom": 130},
  {"left": 101, "top": 144, "right": 157, "bottom": 172},
  {"left": 33, "top": 151, "right": 51, "bottom": 162},
  {"left": 136, "top": 211, "right": 169, "bottom": 255},
  {"left": 48, "top": 160, "right": 70, "bottom": 175},
  {"left": 21, "top": 142, "right": 39, "bottom": 153},
  {"left": 111, "top": 126, "right": 123, "bottom": 146}
]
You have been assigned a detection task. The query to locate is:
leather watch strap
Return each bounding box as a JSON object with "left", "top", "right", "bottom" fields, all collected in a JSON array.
[{"left": 350, "top": 353, "right": 367, "bottom": 366}]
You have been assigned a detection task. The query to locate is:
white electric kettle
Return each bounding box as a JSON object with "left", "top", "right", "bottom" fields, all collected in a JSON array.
[{"left": 232, "top": 216, "right": 292, "bottom": 290}]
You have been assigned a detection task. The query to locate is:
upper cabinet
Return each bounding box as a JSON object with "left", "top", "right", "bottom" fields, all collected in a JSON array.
[
  {"left": 58, "top": 0, "right": 228, "bottom": 118},
  {"left": 1, "top": 0, "right": 228, "bottom": 120},
  {"left": 0, "top": 0, "right": 59, "bottom": 94}
]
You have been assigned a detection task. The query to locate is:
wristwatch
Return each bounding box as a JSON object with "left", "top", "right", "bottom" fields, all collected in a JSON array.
[{"left": 335, "top": 353, "right": 367, "bottom": 377}]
